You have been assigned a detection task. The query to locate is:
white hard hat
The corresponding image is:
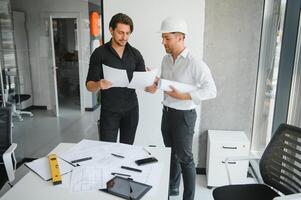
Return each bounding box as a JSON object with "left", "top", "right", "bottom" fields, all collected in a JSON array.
[{"left": 159, "top": 16, "right": 188, "bottom": 35}]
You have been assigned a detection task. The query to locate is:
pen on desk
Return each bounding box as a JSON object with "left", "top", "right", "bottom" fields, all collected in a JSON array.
[
  {"left": 111, "top": 172, "right": 131, "bottom": 177},
  {"left": 121, "top": 166, "right": 142, "bottom": 173},
  {"left": 143, "top": 147, "right": 151, "bottom": 155},
  {"left": 111, "top": 153, "right": 125, "bottom": 158},
  {"left": 71, "top": 156, "right": 92, "bottom": 163},
  {"left": 59, "top": 157, "right": 78, "bottom": 167}
]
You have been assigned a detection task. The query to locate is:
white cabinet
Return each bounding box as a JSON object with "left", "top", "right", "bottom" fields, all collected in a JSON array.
[{"left": 206, "top": 130, "right": 250, "bottom": 187}]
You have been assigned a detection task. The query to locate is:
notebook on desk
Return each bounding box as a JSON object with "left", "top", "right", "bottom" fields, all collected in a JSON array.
[
  {"left": 100, "top": 176, "right": 152, "bottom": 200},
  {"left": 25, "top": 156, "right": 73, "bottom": 181}
]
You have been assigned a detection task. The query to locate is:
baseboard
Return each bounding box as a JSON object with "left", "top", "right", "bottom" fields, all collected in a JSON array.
[
  {"left": 85, "top": 104, "right": 100, "bottom": 111},
  {"left": 196, "top": 167, "right": 206, "bottom": 175}
]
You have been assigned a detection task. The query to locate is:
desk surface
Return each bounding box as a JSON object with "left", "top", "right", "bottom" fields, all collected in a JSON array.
[{"left": 1, "top": 143, "right": 171, "bottom": 200}]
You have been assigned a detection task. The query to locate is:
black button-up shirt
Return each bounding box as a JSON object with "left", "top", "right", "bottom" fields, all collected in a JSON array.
[{"left": 86, "top": 40, "right": 145, "bottom": 112}]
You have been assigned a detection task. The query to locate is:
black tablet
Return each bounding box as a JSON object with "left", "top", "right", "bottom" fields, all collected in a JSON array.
[{"left": 100, "top": 176, "right": 152, "bottom": 200}]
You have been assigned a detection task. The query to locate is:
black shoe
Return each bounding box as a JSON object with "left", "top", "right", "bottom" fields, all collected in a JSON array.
[{"left": 169, "top": 188, "right": 179, "bottom": 196}]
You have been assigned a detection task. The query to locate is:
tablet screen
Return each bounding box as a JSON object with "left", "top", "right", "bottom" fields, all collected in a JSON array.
[{"left": 104, "top": 176, "right": 152, "bottom": 200}]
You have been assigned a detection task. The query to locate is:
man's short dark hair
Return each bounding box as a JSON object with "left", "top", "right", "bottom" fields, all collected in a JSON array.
[
  {"left": 171, "top": 32, "right": 186, "bottom": 39},
  {"left": 109, "top": 13, "right": 134, "bottom": 33}
]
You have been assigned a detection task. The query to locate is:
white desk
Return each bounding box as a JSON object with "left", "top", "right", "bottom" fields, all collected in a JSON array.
[{"left": 1, "top": 143, "right": 171, "bottom": 200}]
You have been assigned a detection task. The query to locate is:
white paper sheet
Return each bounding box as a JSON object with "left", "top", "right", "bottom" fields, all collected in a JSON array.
[
  {"left": 104, "top": 162, "right": 163, "bottom": 196},
  {"left": 158, "top": 79, "right": 197, "bottom": 92},
  {"left": 59, "top": 140, "right": 113, "bottom": 167},
  {"left": 60, "top": 140, "right": 147, "bottom": 166},
  {"left": 127, "top": 69, "right": 158, "bottom": 89},
  {"left": 102, "top": 64, "right": 129, "bottom": 87},
  {"left": 59, "top": 140, "right": 164, "bottom": 192},
  {"left": 25, "top": 157, "right": 73, "bottom": 181},
  {"left": 141, "top": 163, "right": 163, "bottom": 196},
  {"left": 70, "top": 166, "right": 105, "bottom": 192}
]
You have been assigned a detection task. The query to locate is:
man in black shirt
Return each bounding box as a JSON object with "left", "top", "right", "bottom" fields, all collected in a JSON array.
[{"left": 86, "top": 13, "right": 145, "bottom": 144}]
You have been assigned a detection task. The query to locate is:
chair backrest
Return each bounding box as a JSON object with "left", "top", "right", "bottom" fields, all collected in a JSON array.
[
  {"left": 0, "top": 107, "right": 12, "bottom": 187},
  {"left": 259, "top": 123, "right": 301, "bottom": 195},
  {"left": 0, "top": 107, "right": 12, "bottom": 152}
]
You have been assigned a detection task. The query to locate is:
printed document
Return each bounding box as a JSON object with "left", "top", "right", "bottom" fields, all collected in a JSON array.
[
  {"left": 70, "top": 166, "right": 106, "bottom": 192},
  {"left": 54, "top": 139, "right": 166, "bottom": 193},
  {"left": 102, "top": 65, "right": 157, "bottom": 89},
  {"left": 103, "top": 64, "right": 129, "bottom": 87},
  {"left": 25, "top": 157, "right": 73, "bottom": 181},
  {"left": 127, "top": 68, "right": 158, "bottom": 89},
  {"left": 158, "top": 79, "right": 197, "bottom": 92}
]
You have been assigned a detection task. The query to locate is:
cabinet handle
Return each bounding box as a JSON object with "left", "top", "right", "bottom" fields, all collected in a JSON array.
[
  {"left": 222, "top": 146, "right": 237, "bottom": 149},
  {"left": 222, "top": 161, "right": 236, "bottom": 164}
]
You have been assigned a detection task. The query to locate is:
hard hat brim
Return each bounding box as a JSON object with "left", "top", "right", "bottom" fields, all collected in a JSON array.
[
  {"left": 157, "top": 29, "right": 187, "bottom": 34},
  {"left": 157, "top": 29, "right": 170, "bottom": 34}
]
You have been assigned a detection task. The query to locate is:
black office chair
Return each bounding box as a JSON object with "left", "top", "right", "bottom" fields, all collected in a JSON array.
[
  {"left": 212, "top": 123, "right": 301, "bottom": 200},
  {"left": 0, "top": 107, "right": 17, "bottom": 189},
  {"left": 1, "top": 69, "right": 33, "bottom": 120}
]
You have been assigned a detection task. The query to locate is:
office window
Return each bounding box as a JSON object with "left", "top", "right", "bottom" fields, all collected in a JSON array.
[
  {"left": 251, "top": 0, "right": 286, "bottom": 154},
  {"left": 288, "top": 12, "right": 301, "bottom": 127}
]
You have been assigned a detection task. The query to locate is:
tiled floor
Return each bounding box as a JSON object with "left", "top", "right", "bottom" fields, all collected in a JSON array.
[
  {"left": 170, "top": 175, "right": 214, "bottom": 200},
  {"left": 8, "top": 107, "right": 215, "bottom": 199},
  {"left": 12, "top": 107, "right": 99, "bottom": 161}
]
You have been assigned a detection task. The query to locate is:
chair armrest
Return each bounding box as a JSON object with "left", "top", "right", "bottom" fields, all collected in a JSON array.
[
  {"left": 2, "top": 143, "right": 17, "bottom": 182},
  {"left": 224, "top": 155, "right": 261, "bottom": 185},
  {"left": 273, "top": 193, "right": 301, "bottom": 200}
]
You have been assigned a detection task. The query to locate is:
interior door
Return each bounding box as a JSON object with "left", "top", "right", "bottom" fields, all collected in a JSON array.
[{"left": 48, "top": 16, "right": 59, "bottom": 117}]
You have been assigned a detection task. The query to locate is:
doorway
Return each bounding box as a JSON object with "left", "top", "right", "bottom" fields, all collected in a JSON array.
[{"left": 51, "top": 18, "right": 80, "bottom": 112}]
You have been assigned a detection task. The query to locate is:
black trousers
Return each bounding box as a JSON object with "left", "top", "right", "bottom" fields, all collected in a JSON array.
[
  {"left": 161, "top": 106, "right": 197, "bottom": 200},
  {"left": 98, "top": 106, "right": 139, "bottom": 145}
]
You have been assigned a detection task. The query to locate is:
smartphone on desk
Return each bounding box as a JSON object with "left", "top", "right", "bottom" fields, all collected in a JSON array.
[{"left": 135, "top": 157, "right": 158, "bottom": 166}]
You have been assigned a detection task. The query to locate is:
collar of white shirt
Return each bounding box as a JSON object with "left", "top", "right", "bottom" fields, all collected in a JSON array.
[{"left": 167, "top": 47, "right": 189, "bottom": 60}]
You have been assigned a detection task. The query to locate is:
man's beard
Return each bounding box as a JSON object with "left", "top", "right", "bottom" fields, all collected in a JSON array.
[
  {"left": 115, "top": 39, "right": 127, "bottom": 47},
  {"left": 164, "top": 47, "right": 172, "bottom": 54}
]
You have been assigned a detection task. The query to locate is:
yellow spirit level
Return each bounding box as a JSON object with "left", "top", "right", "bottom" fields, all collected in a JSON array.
[{"left": 48, "top": 154, "right": 62, "bottom": 185}]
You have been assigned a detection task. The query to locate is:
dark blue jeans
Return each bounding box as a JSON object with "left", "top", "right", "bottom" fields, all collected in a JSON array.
[
  {"left": 98, "top": 106, "right": 139, "bottom": 145},
  {"left": 161, "top": 106, "right": 197, "bottom": 200}
]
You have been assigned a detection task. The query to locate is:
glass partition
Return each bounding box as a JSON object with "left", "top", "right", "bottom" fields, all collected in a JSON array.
[
  {"left": 0, "top": 0, "right": 103, "bottom": 161},
  {"left": 251, "top": 0, "right": 286, "bottom": 154},
  {"left": 288, "top": 11, "right": 301, "bottom": 127}
]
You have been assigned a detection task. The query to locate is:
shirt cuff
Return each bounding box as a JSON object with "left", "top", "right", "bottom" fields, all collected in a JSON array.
[{"left": 189, "top": 91, "right": 202, "bottom": 105}]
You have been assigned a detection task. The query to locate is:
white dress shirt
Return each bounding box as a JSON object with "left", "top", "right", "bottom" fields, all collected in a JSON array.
[{"left": 161, "top": 48, "right": 217, "bottom": 110}]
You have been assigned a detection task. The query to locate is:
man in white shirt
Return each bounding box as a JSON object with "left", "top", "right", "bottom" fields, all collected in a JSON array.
[{"left": 146, "top": 16, "right": 216, "bottom": 200}]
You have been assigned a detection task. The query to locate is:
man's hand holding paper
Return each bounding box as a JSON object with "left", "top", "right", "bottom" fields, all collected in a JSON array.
[
  {"left": 99, "top": 79, "right": 112, "bottom": 90},
  {"left": 166, "top": 85, "right": 192, "bottom": 100},
  {"left": 128, "top": 68, "right": 158, "bottom": 90},
  {"left": 145, "top": 76, "right": 159, "bottom": 93},
  {"left": 103, "top": 64, "right": 159, "bottom": 90},
  {"left": 102, "top": 65, "right": 129, "bottom": 87},
  {"left": 158, "top": 79, "right": 197, "bottom": 93}
]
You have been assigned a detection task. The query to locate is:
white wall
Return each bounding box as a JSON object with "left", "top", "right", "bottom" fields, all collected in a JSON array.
[
  {"left": 11, "top": 0, "right": 93, "bottom": 110},
  {"left": 103, "top": 0, "right": 206, "bottom": 163},
  {"left": 202, "top": 0, "right": 263, "bottom": 167}
]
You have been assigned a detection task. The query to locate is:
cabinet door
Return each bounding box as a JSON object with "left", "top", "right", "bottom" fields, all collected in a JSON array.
[{"left": 207, "top": 157, "right": 249, "bottom": 187}]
